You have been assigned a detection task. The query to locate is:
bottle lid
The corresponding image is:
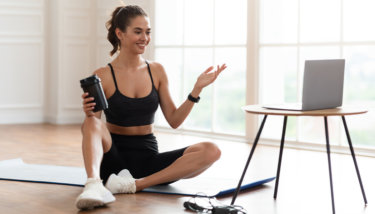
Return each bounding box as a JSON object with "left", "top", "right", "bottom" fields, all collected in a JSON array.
[{"left": 80, "top": 75, "right": 101, "bottom": 87}]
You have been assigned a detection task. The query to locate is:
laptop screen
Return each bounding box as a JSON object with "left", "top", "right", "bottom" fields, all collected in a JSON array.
[{"left": 302, "top": 59, "right": 345, "bottom": 110}]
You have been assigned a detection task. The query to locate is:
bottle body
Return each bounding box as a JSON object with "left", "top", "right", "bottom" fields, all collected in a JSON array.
[{"left": 80, "top": 75, "right": 108, "bottom": 112}]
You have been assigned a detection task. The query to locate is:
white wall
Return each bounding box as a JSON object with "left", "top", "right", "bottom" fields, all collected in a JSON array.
[
  {"left": 0, "top": 0, "right": 45, "bottom": 123},
  {"left": 0, "top": 0, "right": 152, "bottom": 124}
]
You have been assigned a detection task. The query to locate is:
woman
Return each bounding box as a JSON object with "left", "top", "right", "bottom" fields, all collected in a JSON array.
[{"left": 76, "top": 5, "right": 227, "bottom": 209}]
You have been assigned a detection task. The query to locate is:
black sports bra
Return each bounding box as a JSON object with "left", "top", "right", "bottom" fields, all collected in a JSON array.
[{"left": 104, "top": 61, "right": 159, "bottom": 127}]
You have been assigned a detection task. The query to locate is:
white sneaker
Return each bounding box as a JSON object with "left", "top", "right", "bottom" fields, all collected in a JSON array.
[
  {"left": 105, "top": 169, "right": 136, "bottom": 194},
  {"left": 75, "top": 178, "right": 116, "bottom": 210}
]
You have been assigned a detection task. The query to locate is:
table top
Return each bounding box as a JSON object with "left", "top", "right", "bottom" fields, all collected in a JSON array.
[{"left": 242, "top": 105, "right": 368, "bottom": 116}]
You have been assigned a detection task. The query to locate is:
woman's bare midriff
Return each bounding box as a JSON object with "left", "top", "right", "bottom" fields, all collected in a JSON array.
[{"left": 106, "top": 122, "right": 154, "bottom": 135}]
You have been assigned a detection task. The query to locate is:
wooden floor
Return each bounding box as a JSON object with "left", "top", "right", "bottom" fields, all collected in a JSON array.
[{"left": 0, "top": 124, "right": 375, "bottom": 214}]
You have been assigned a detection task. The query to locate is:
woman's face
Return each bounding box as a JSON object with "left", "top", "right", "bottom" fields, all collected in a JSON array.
[{"left": 117, "top": 15, "right": 151, "bottom": 54}]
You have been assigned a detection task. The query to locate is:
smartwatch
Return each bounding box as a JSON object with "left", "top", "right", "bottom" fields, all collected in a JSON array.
[{"left": 188, "top": 93, "right": 200, "bottom": 103}]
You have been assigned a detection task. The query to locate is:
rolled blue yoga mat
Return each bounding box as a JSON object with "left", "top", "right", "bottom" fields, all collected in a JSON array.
[{"left": 0, "top": 158, "right": 275, "bottom": 197}]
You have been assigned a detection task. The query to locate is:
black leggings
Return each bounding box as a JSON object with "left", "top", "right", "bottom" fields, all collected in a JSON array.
[{"left": 100, "top": 133, "right": 187, "bottom": 184}]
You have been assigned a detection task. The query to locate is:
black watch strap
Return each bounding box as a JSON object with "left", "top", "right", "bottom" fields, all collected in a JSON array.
[{"left": 188, "top": 93, "right": 200, "bottom": 103}]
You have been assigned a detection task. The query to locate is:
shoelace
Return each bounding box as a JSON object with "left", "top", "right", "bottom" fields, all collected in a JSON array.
[
  {"left": 118, "top": 176, "right": 136, "bottom": 193},
  {"left": 84, "top": 178, "right": 102, "bottom": 190}
]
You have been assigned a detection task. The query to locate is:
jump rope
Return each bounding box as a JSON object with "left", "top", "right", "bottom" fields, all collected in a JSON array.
[{"left": 183, "top": 193, "right": 247, "bottom": 214}]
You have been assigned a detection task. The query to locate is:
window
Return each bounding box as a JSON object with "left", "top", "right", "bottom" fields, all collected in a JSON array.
[
  {"left": 154, "top": 0, "right": 247, "bottom": 135},
  {"left": 259, "top": 0, "right": 375, "bottom": 146}
]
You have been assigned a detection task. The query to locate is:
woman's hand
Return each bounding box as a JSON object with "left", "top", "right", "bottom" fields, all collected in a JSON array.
[
  {"left": 194, "top": 64, "right": 227, "bottom": 90},
  {"left": 82, "top": 92, "right": 96, "bottom": 117}
]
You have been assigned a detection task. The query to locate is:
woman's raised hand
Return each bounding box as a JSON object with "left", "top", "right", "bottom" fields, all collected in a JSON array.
[
  {"left": 82, "top": 92, "right": 96, "bottom": 117},
  {"left": 194, "top": 64, "right": 227, "bottom": 90}
]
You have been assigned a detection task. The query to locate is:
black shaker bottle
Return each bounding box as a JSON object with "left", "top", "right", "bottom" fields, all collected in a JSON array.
[{"left": 80, "top": 75, "right": 108, "bottom": 112}]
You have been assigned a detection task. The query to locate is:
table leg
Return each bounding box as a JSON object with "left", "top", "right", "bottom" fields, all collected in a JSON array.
[
  {"left": 341, "top": 116, "right": 368, "bottom": 205},
  {"left": 231, "top": 115, "right": 268, "bottom": 205},
  {"left": 324, "top": 116, "right": 336, "bottom": 214},
  {"left": 274, "top": 116, "right": 288, "bottom": 199}
]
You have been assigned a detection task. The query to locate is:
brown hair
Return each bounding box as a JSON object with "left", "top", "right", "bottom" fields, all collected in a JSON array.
[{"left": 106, "top": 5, "right": 148, "bottom": 56}]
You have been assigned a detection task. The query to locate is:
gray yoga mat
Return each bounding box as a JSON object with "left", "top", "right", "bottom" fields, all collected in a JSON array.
[{"left": 0, "top": 158, "right": 275, "bottom": 197}]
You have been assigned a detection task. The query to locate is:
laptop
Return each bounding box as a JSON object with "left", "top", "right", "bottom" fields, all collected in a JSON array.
[{"left": 263, "top": 59, "right": 345, "bottom": 111}]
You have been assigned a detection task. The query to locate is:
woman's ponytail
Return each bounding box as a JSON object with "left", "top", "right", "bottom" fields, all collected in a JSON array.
[{"left": 106, "top": 7, "right": 123, "bottom": 56}]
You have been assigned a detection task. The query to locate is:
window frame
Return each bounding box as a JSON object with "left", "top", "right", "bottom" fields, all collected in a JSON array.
[
  {"left": 152, "top": 0, "right": 248, "bottom": 137},
  {"left": 150, "top": 0, "right": 375, "bottom": 157},
  {"left": 256, "top": 0, "right": 375, "bottom": 154}
]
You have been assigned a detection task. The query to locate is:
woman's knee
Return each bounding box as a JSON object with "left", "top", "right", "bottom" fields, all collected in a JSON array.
[
  {"left": 81, "top": 116, "right": 103, "bottom": 134},
  {"left": 200, "top": 142, "right": 221, "bottom": 164}
]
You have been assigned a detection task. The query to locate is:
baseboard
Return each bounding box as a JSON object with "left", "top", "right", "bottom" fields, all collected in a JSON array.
[
  {"left": 0, "top": 110, "right": 44, "bottom": 124},
  {"left": 155, "top": 126, "right": 375, "bottom": 158},
  {"left": 44, "top": 115, "right": 83, "bottom": 124}
]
